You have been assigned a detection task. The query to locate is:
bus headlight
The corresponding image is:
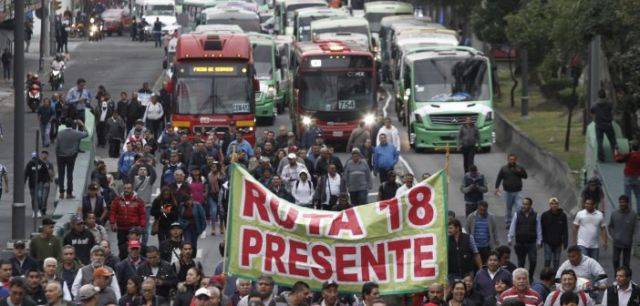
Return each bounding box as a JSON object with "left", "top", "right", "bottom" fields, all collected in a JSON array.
[
  {"left": 302, "top": 116, "right": 312, "bottom": 126},
  {"left": 267, "top": 85, "right": 275, "bottom": 97},
  {"left": 363, "top": 113, "right": 375, "bottom": 126}
]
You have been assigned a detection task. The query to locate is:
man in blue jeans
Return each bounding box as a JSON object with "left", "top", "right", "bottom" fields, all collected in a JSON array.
[{"left": 495, "top": 154, "right": 528, "bottom": 228}]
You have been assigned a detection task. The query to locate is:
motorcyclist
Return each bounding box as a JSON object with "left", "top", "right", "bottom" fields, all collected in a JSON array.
[
  {"left": 50, "top": 54, "right": 65, "bottom": 85},
  {"left": 27, "top": 73, "right": 41, "bottom": 89},
  {"left": 137, "top": 18, "right": 148, "bottom": 42}
]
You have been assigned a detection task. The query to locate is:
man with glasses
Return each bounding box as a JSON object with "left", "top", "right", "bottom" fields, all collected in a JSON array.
[
  {"left": 238, "top": 275, "right": 275, "bottom": 306},
  {"left": 0, "top": 278, "right": 36, "bottom": 306}
]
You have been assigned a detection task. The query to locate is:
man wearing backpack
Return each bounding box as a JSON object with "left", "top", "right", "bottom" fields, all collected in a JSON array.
[{"left": 544, "top": 269, "right": 593, "bottom": 306}]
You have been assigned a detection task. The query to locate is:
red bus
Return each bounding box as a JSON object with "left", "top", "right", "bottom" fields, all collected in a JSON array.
[
  {"left": 168, "top": 33, "right": 257, "bottom": 143},
  {"left": 290, "top": 40, "right": 377, "bottom": 141}
]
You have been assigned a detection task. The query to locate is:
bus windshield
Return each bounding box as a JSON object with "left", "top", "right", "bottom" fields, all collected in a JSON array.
[
  {"left": 413, "top": 58, "right": 490, "bottom": 103},
  {"left": 146, "top": 5, "right": 174, "bottom": 15},
  {"left": 175, "top": 76, "right": 252, "bottom": 115},
  {"left": 206, "top": 18, "right": 260, "bottom": 32},
  {"left": 300, "top": 71, "right": 373, "bottom": 112},
  {"left": 253, "top": 45, "right": 273, "bottom": 79}
]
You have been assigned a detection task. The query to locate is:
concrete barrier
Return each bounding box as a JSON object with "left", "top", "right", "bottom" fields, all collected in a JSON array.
[{"left": 494, "top": 112, "right": 580, "bottom": 213}]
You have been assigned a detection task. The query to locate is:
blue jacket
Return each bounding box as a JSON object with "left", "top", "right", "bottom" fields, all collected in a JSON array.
[
  {"left": 118, "top": 151, "right": 136, "bottom": 177},
  {"left": 179, "top": 203, "right": 207, "bottom": 237},
  {"left": 473, "top": 267, "right": 512, "bottom": 297},
  {"left": 372, "top": 143, "right": 399, "bottom": 171}
]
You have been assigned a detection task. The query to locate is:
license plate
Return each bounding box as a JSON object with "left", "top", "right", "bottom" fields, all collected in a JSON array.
[{"left": 333, "top": 131, "right": 343, "bottom": 137}]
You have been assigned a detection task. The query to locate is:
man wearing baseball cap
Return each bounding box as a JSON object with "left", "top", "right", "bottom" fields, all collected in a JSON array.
[
  {"left": 193, "top": 287, "right": 212, "bottom": 306},
  {"left": 90, "top": 267, "right": 117, "bottom": 306},
  {"left": 159, "top": 222, "right": 183, "bottom": 263},
  {"left": 9, "top": 241, "right": 37, "bottom": 277},
  {"left": 63, "top": 215, "right": 96, "bottom": 265},
  {"left": 71, "top": 246, "right": 121, "bottom": 301},
  {"left": 114, "top": 240, "right": 146, "bottom": 292},
  {"left": 280, "top": 153, "right": 308, "bottom": 192}
]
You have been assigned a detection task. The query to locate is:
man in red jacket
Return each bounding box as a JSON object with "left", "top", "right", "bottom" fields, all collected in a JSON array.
[
  {"left": 616, "top": 143, "right": 640, "bottom": 213},
  {"left": 109, "top": 182, "right": 146, "bottom": 258}
]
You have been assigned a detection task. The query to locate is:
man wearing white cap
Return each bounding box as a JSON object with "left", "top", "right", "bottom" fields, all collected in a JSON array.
[{"left": 280, "top": 153, "right": 308, "bottom": 193}]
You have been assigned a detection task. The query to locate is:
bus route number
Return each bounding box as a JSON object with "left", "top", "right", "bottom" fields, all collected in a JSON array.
[
  {"left": 233, "top": 103, "right": 250, "bottom": 113},
  {"left": 338, "top": 100, "right": 355, "bottom": 110}
]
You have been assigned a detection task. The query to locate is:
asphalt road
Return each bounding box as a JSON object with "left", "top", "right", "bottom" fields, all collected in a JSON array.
[{"left": 1, "top": 36, "right": 637, "bottom": 283}]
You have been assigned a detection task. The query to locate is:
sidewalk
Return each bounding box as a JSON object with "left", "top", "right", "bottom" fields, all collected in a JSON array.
[{"left": 0, "top": 44, "right": 69, "bottom": 246}]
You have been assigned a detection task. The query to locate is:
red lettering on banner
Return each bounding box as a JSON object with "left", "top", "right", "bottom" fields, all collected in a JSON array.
[
  {"left": 264, "top": 233, "right": 287, "bottom": 274},
  {"left": 269, "top": 198, "right": 298, "bottom": 230},
  {"left": 407, "top": 186, "right": 434, "bottom": 226},
  {"left": 361, "top": 243, "right": 388, "bottom": 282},
  {"left": 335, "top": 246, "right": 358, "bottom": 282},
  {"left": 288, "top": 239, "right": 309, "bottom": 277},
  {"left": 387, "top": 239, "right": 411, "bottom": 280},
  {"left": 302, "top": 213, "right": 333, "bottom": 236},
  {"left": 240, "top": 228, "right": 262, "bottom": 267},
  {"left": 242, "top": 180, "right": 269, "bottom": 222},
  {"left": 328, "top": 209, "right": 364, "bottom": 237},
  {"left": 414, "top": 236, "right": 436, "bottom": 278},
  {"left": 378, "top": 198, "right": 401, "bottom": 232},
  {"left": 311, "top": 244, "right": 333, "bottom": 280}
]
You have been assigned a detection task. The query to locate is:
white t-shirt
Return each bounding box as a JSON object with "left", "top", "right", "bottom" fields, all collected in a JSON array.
[
  {"left": 376, "top": 125, "right": 401, "bottom": 151},
  {"left": 324, "top": 174, "right": 341, "bottom": 204},
  {"left": 574, "top": 209, "right": 605, "bottom": 248}
]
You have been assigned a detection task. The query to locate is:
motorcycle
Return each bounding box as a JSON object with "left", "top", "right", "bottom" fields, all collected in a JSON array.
[
  {"left": 70, "top": 22, "right": 85, "bottom": 38},
  {"left": 27, "top": 83, "right": 41, "bottom": 112},
  {"left": 88, "top": 18, "right": 104, "bottom": 41},
  {"left": 50, "top": 69, "right": 64, "bottom": 91}
]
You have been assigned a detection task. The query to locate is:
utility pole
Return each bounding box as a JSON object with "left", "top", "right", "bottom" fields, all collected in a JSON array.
[
  {"left": 13, "top": 0, "right": 27, "bottom": 240},
  {"left": 520, "top": 47, "right": 529, "bottom": 118},
  {"left": 585, "top": 35, "right": 601, "bottom": 134},
  {"left": 39, "top": 0, "right": 48, "bottom": 72}
]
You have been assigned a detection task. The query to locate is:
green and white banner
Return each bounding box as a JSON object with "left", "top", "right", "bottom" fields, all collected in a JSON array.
[{"left": 225, "top": 165, "right": 448, "bottom": 294}]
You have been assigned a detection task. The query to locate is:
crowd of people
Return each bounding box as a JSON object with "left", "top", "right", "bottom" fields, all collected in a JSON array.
[{"left": 1, "top": 76, "right": 639, "bottom": 306}]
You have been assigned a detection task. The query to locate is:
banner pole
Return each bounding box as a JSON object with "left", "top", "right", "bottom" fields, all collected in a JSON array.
[{"left": 444, "top": 145, "right": 451, "bottom": 184}]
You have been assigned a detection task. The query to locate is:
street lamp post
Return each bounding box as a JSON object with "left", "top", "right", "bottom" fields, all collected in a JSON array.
[{"left": 13, "top": 0, "right": 27, "bottom": 239}]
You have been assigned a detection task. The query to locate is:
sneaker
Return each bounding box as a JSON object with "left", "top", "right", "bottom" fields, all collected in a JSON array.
[
  {"left": 59, "top": 193, "right": 65, "bottom": 200},
  {"left": 66, "top": 193, "right": 75, "bottom": 199}
]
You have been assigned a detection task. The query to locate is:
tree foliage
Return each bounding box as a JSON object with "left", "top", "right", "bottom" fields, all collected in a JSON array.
[{"left": 471, "top": 0, "right": 519, "bottom": 46}]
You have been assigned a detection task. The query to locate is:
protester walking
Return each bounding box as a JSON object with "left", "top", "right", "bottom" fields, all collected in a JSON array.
[
  {"left": 573, "top": 199, "right": 607, "bottom": 260},
  {"left": 460, "top": 165, "right": 487, "bottom": 216},
  {"left": 457, "top": 116, "right": 480, "bottom": 174},
  {"left": 373, "top": 134, "right": 399, "bottom": 183},
  {"left": 508, "top": 197, "right": 542, "bottom": 282},
  {"left": 590, "top": 89, "right": 618, "bottom": 162},
  {"left": 607, "top": 195, "right": 637, "bottom": 270},
  {"left": 540, "top": 197, "right": 568, "bottom": 272},
  {"left": 56, "top": 119, "right": 89, "bottom": 199},
  {"left": 495, "top": 154, "right": 528, "bottom": 227},
  {"left": 343, "top": 149, "right": 372, "bottom": 206},
  {"left": 1, "top": 48, "right": 11, "bottom": 80}
]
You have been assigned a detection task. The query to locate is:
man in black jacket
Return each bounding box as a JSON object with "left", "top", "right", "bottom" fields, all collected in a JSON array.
[
  {"left": 159, "top": 222, "right": 184, "bottom": 263},
  {"left": 540, "top": 197, "right": 568, "bottom": 272},
  {"left": 494, "top": 154, "right": 528, "bottom": 228},
  {"left": 447, "top": 219, "right": 482, "bottom": 283},
  {"left": 137, "top": 246, "right": 176, "bottom": 298},
  {"left": 25, "top": 151, "right": 51, "bottom": 217},
  {"left": 603, "top": 266, "right": 640, "bottom": 306},
  {"left": 590, "top": 89, "right": 618, "bottom": 162},
  {"left": 81, "top": 184, "right": 107, "bottom": 224},
  {"left": 507, "top": 197, "right": 541, "bottom": 282},
  {"left": 9, "top": 241, "right": 38, "bottom": 277},
  {"left": 63, "top": 215, "right": 96, "bottom": 265}
]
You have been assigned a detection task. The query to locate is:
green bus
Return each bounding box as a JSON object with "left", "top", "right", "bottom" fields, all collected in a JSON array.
[
  {"left": 310, "top": 16, "right": 372, "bottom": 50},
  {"left": 398, "top": 46, "right": 494, "bottom": 152},
  {"left": 293, "top": 7, "right": 347, "bottom": 41},
  {"left": 248, "top": 32, "right": 281, "bottom": 124},
  {"left": 275, "top": 0, "right": 326, "bottom": 35}
]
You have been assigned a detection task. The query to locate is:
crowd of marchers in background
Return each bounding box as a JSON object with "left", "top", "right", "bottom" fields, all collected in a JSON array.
[{"left": 0, "top": 80, "right": 638, "bottom": 306}]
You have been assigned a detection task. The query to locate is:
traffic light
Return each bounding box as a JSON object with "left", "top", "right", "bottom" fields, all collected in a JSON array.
[{"left": 52, "top": 0, "right": 61, "bottom": 12}]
